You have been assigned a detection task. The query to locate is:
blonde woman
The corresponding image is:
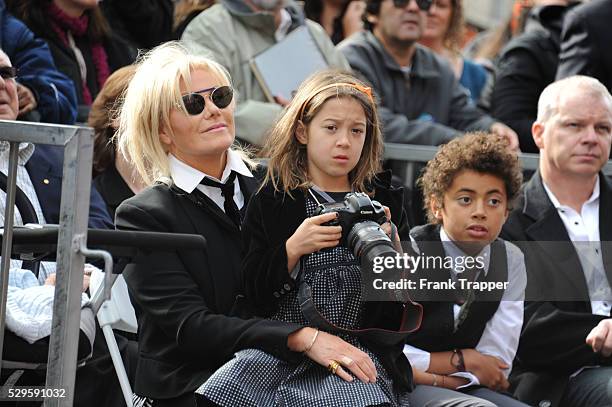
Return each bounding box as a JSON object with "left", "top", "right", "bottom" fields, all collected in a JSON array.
[
  {"left": 114, "top": 42, "right": 377, "bottom": 407},
  {"left": 198, "top": 70, "right": 422, "bottom": 406}
]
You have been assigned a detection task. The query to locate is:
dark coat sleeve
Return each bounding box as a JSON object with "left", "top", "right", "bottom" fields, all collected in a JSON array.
[
  {"left": 555, "top": 6, "right": 591, "bottom": 80},
  {"left": 116, "top": 198, "right": 301, "bottom": 364},
  {"left": 26, "top": 144, "right": 112, "bottom": 229},
  {"left": 242, "top": 190, "right": 300, "bottom": 313},
  {"left": 518, "top": 302, "right": 607, "bottom": 371},
  {"left": 491, "top": 39, "right": 549, "bottom": 153},
  {"left": 501, "top": 217, "right": 610, "bottom": 372},
  {"left": 2, "top": 14, "right": 77, "bottom": 124},
  {"left": 101, "top": 0, "right": 174, "bottom": 49},
  {"left": 555, "top": 3, "right": 604, "bottom": 84}
]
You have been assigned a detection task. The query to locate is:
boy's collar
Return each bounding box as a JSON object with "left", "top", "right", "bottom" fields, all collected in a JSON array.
[{"left": 440, "top": 227, "right": 491, "bottom": 274}]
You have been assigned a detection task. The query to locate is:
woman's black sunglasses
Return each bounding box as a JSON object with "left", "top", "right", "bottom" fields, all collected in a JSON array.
[
  {"left": 180, "top": 86, "right": 233, "bottom": 115},
  {"left": 392, "top": 0, "right": 433, "bottom": 11},
  {"left": 0, "top": 66, "right": 18, "bottom": 80}
]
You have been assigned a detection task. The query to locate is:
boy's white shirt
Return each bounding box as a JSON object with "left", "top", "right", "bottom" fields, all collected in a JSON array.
[{"left": 403, "top": 227, "right": 526, "bottom": 387}]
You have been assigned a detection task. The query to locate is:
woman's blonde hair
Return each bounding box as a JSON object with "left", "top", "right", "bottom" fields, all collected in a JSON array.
[
  {"left": 116, "top": 41, "right": 254, "bottom": 186},
  {"left": 261, "top": 70, "right": 383, "bottom": 194}
]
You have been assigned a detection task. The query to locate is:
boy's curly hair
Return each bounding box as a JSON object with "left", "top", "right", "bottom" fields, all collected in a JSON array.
[{"left": 418, "top": 132, "right": 523, "bottom": 224}]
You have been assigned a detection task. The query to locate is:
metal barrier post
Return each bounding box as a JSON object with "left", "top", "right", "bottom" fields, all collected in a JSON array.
[
  {"left": 44, "top": 127, "right": 93, "bottom": 407},
  {"left": 0, "top": 142, "right": 20, "bottom": 373}
]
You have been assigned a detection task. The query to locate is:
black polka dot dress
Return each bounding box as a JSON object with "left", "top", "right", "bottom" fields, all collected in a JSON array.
[{"left": 196, "top": 195, "right": 409, "bottom": 406}]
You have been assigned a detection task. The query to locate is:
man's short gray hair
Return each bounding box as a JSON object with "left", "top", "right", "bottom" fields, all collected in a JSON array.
[{"left": 536, "top": 75, "right": 612, "bottom": 123}]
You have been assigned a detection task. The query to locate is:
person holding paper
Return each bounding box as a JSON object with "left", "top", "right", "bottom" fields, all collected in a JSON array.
[{"left": 181, "top": 0, "right": 350, "bottom": 147}]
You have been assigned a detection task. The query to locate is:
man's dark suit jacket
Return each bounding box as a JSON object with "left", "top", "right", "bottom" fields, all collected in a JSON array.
[
  {"left": 25, "top": 144, "right": 112, "bottom": 229},
  {"left": 501, "top": 171, "right": 612, "bottom": 405},
  {"left": 556, "top": 0, "right": 612, "bottom": 92},
  {"left": 115, "top": 174, "right": 301, "bottom": 404}
]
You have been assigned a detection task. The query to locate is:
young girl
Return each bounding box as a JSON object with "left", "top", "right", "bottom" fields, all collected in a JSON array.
[{"left": 198, "top": 70, "right": 420, "bottom": 406}]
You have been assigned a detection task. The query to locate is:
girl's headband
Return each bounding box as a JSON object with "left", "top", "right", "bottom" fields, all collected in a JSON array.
[{"left": 298, "top": 82, "right": 375, "bottom": 120}]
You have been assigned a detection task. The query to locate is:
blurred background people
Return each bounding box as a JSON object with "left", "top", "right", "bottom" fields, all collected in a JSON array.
[
  {"left": 556, "top": 0, "right": 612, "bottom": 93},
  {"left": 304, "top": 0, "right": 366, "bottom": 44},
  {"left": 8, "top": 0, "right": 137, "bottom": 122},
  {"left": 89, "top": 64, "right": 144, "bottom": 220},
  {"left": 100, "top": 0, "right": 174, "bottom": 51},
  {"left": 420, "top": 0, "right": 489, "bottom": 103},
  {"left": 0, "top": 0, "right": 77, "bottom": 124},
  {"left": 173, "top": 0, "right": 216, "bottom": 39},
  {"left": 181, "top": 0, "right": 349, "bottom": 147},
  {"left": 338, "top": 0, "right": 518, "bottom": 148},
  {"left": 491, "top": 0, "right": 577, "bottom": 153}
]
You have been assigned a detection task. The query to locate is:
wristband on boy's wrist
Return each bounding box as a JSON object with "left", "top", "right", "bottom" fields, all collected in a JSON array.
[{"left": 451, "top": 349, "right": 466, "bottom": 372}]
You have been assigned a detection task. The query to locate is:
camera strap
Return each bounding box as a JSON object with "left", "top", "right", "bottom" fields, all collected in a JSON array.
[
  {"left": 308, "top": 185, "right": 345, "bottom": 206},
  {"left": 298, "top": 281, "right": 422, "bottom": 347}
]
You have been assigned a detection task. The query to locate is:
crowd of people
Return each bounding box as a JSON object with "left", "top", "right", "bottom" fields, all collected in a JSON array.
[{"left": 1, "top": 0, "right": 612, "bottom": 406}]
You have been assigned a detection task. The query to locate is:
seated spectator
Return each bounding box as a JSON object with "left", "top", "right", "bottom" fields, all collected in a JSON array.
[
  {"left": 173, "top": 0, "right": 215, "bottom": 39},
  {"left": 8, "top": 0, "right": 137, "bottom": 123},
  {"left": 0, "top": 48, "right": 134, "bottom": 407},
  {"left": 404, "top": 132, "right": 527, "bottom": 406},
  {"left": 304, "top": 0, "right": 366, "bottom": 44},
  {"left": 463, "top": 0, "right": 533, "bottom": 69},
  {"left": 491, "top": 0, "right": 577, "bottom": 153},
  {"left": 338, "top": 0, "right": 518, "bottom": 148},
  {"left": 198, "top": 69, "right": 420, "bottom": 406},
  {"left": 114, "top": 42, "right": 369, "bottom": 406},
  {"left": 501, "top": 76, "right": 612, "bottom": 407},
  {"left": 0, "top": 0, "right": 77, "bottom": 124},
  {"left": 556, "top": 0, "right": 612, "bottom": 92},
  {"left": 100, "top": 0, "right": 174, "bottom": 50},
  {"left": 181, "top": 0, "right": 350, "bottom": 147},
  {"left": 89, "top": 64, "right": 144, "bottom": 220},
  {"left": 419, "top": 0, "right": 489, "bottom": 102}
]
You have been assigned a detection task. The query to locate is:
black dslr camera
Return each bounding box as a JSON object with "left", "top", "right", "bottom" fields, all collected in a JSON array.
[{"left": 312, "top": 192, "right": 399, "bottom": 263}]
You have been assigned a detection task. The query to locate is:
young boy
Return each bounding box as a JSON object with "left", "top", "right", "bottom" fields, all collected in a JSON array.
[{"left": 404, "top": 133, "right": 529, "bottom": 407}]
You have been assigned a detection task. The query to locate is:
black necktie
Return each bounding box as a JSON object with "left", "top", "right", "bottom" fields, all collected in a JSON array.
[
  {"left": 454, "top": 263, "right": 483, "bottom": 331},
  {"left": 199, "top": 171, "right": 242, "bottom": 228}
]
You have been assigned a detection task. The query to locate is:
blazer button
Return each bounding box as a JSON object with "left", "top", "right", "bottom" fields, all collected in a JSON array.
[
  {"left": 273, "top": 292, "right": 280, "bottom": 298},
  {"left": 43, "top": 179, "right": 50, "bottom": 185},
  {"left": 283, "top": 283, "right": 291, "bottom": 291}
]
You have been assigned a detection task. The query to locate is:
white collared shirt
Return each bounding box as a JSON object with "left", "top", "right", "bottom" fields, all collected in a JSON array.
[
  {"left": 168, "top": 149, "right": 253, "bottom": 213},
  {"left": 404, "top": 227, "right": 526, "bottom": 381},
  {"left": 0, "top": 142, "right": 55, "bottom": 283},
  {"left": 275, "top": 8, "right": 292, "bottom": 42},
  {"left": 542, "top": 177, "right": 612, "bottom": 316}
]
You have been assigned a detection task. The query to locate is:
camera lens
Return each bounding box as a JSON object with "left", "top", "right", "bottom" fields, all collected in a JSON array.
[{"left": 347, "top": 221, "right": 398, "bottom": 265}]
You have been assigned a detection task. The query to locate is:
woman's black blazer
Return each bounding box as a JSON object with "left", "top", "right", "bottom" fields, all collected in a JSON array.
[{"left": 115, "top": 175, "right": 300, "bottom": 401}]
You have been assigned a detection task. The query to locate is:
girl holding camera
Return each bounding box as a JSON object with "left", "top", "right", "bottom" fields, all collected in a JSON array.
[
  {"left": 115, "top": 44, "right": 376, "bottom": 407},
  {"left": 198, "top": 70, "right": 421, "bottom": 406}
]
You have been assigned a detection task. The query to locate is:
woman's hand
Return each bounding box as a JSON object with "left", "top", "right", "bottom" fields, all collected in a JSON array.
[
  {"left": 16, "top": 83, "right": 37, "bottom": 116},
  {"left": 288, "top": 327, "right": 377, "bottom": 383},
  {"left": 462, "top": 349, "right": 509, "bottom": 391},
  {"left": 490, "top": 122, "right": 520, "bottom": 153},
  {"left": 285, "top": 212, "right": 342, "bottom": 271},
  {"left": 342, "top": 1, "right": 366, "bottom": 38}
]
